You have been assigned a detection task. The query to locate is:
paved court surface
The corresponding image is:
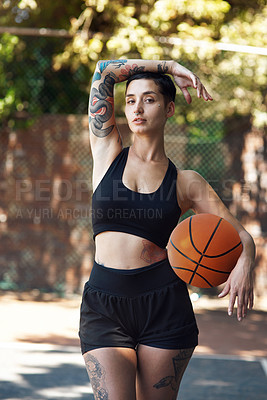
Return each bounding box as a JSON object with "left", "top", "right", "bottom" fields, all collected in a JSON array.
[
  {"left": 1, "top": 292, "right": 266, "bottom": 399},
  {"left": 0, "top": 342, "right": 266, "bottom": 400}
]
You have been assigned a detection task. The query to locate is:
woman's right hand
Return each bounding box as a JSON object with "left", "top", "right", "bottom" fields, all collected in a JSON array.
[{"left": 170, "top": 61, "right": 213, "bottom": 104}]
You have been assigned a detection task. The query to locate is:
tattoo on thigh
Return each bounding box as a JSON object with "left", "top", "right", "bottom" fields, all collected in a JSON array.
[
  {"left": 153, "top": 348, "right": 194, "bottom": 398},
  {"left": 84, "top": 353, "right": 109, "bottom": 400}
]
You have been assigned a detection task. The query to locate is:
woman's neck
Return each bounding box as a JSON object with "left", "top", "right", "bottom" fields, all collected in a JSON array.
[{"left": 131, "top": 135, "right": 166, "bottom": 162}]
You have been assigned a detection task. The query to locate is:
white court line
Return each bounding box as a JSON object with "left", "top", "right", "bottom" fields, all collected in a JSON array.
[
  {"left": 260, "top": 358, "right": 267, "bottom": 377},
  {"left": 194, "top": 353, "right": 260, "bottom": 362}
]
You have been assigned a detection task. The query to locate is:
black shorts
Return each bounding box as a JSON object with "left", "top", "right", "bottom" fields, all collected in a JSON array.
[{"left": 79, "top": 258, "right": 198, "bottom": 354}]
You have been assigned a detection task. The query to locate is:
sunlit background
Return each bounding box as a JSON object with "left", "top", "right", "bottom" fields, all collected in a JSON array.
[
  {"left": 0, "top": 0, "right": 266, "bottom": 300},
  {"left": 0, "top": 2, "right": 267, "bottom": 399}
]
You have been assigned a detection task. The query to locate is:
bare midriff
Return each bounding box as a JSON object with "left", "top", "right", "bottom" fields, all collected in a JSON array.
[{"left": 95, "top": 231, "right": 167, "bottom": 269}]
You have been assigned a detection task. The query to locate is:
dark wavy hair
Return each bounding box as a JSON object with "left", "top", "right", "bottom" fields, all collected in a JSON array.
[{"left": 125, "top": 72, "right": 176, "bottom": 105}]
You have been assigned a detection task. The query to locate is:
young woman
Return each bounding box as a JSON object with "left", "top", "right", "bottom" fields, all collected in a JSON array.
[{"left": 79, "top": 59, "right": 255, "bottom": 400}]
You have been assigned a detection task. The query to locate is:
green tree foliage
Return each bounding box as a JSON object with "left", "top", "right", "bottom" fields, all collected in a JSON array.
[
  {"left": 54, "top": 0, "right": 266, "bottom": 131},
  {"left": 0, "top": 34, "right": 20, "bottom": 122},
  {"left": 0, "top": 1, "right": 88, "bottom": 128},
  {"left": 0, "top": 0, "right": 83, "bottom": 29},
  {"left": 0, "top": 0, "right": 266, "bottom": 130}
]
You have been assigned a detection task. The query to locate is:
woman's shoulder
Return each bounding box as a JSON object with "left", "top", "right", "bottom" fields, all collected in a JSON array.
[
  {"left": 176, "top": 169, "right": 207, "bottom": 212},
  {"left": 175, "top": 168, "right": 204, "bottom": 184},
  {"left": 177, "top": 168, "right": 208, "bottom": 191}
]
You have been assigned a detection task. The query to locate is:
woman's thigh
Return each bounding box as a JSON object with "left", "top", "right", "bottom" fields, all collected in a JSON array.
[
  {"left": 136, "top": 345, "right": 195, "bottom": 400},
  {"left": 83, "top": 347, "right": 137, "bottom": 400}
]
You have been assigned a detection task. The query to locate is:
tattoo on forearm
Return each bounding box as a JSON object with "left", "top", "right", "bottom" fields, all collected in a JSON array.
[
  {"left": 84, "top": 353, "right": 109, "bottom": 400},
  {"left": 140, "top": 240, "right": 166, "bottom": 263},
  {"left": 99, "top": 59, "right": 127, "bottom": 73},
  {"left": 119, "top": 63, "right": 145, "bottom": 80},
  {"left": 90, "top": 63, "right": 146, "bottom": 138},
  {"left": 90, "top": 72, "right": 116, "bottom": 138},
  {"left": 153, "top": 348, "right": 194, "bottom": 398},
  {"left": 157, "top": 62, "right": 168, "bottom": 74},
  {"left": 92, "top": 71, "right": 101, "bottom": 84}
]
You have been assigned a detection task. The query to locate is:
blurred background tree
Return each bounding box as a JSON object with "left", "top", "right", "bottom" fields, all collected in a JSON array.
[
  {"left": 0, "top": 0, "right": 266, "bottom": 294},
  {"left": 53, "top": 0, "right": 267, "bottom": 131},
  {"left": 1, "top": 0, "right": 266, "bottom": 133},
  {"left": 0, "top": 0, "right": 87, "bottom": 128}
]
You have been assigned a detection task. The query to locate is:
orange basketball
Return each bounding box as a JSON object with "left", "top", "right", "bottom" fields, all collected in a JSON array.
[{"left": 167, "top": 213, "right": 243, "bottom": 288}]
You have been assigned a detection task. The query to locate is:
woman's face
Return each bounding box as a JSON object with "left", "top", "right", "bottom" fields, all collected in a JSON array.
[{"left": 125, "top": 79, "right": 174, "bottom": 135}]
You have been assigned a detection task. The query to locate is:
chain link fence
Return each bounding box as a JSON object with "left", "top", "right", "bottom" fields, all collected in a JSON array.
[{"left": 0, "top": 34, "right": 266, "bottom": 297}]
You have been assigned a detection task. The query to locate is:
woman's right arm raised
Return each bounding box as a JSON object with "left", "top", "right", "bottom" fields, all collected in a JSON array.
[
  {"left": 89, "top": 60, "right": 127, "bottom": 155},
  {"left": 89, "top": 59, "right": 170, "bottom": 175},
  {"left": 89, "top": 59, "right": 168, "bottom": 159}
]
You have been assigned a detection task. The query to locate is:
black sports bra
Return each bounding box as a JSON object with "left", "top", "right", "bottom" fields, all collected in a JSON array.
[{"left": 92, "top": 147, "right": 181, "bottom": 249}]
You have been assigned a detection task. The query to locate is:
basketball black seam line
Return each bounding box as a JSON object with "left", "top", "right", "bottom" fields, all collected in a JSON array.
[
  {"left": 169, "top": 238, "right": 231, "bottom": 274},
  {"left": 189, "top": 217, "right": 223, "bottom": 284},
  {"left": 189, "top": 216, "right": 222, "bottom": 255},
  {"left": 187, "top": 217, "right": 242, "bottom": 258},
  {"left": 196, "top": 241, "right": 242, "bottom": 258},
  {"left": 189, "top": 217, "right": 223, "bottom": 283},
  {"left": 172, "top": 266, "right": 214, "bottom": 287},
  {"left": 172, "top": 264, "right": 230, "bottom": 275}
]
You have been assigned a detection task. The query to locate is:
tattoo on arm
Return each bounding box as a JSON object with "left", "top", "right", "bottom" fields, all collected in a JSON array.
[
  {"left": 92, "top": 71, "right": 101, "bottom": 84},
  {"left": 84, "top": 353, "right": 109, "bottom": 400},
  {"left": 99, "top": 59, "right": 127, "bottom": 73},
  {"left": 90, "top": 63, "right": 146, "bottom": 138},
  {"left": 153, "top": 348, "right": 194, "bottom": 398},
  {"left": 118, "top": 63, "right": 145, "bottom": 80},
  {"left": 89, "top": 72, "right": 117, "bottom": 138},
  {"left": 157, "top": 62, "right": 168, "bottom": 74}
]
